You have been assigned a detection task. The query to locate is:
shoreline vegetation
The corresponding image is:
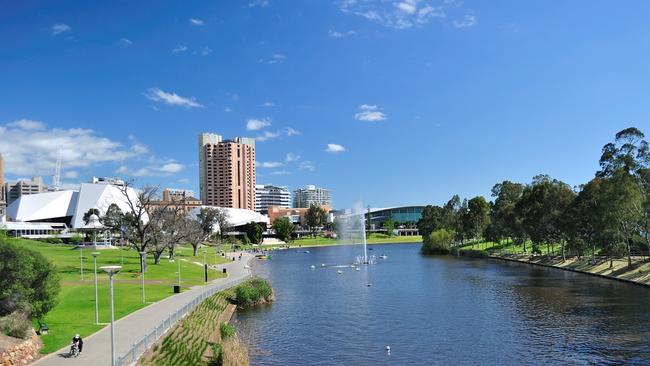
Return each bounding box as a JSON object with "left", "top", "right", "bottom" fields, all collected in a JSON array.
[
  {"left": 264, "top": 233, "right": 422, "bottom": 249},
  {"left": 139, "top": 278, "right": 273, "bottom": 366},
  {"left": 453, "top": 242, "right": 650, "bottom": 287},
  {"left": 417, "top": 127, "right": 650, "bottom": 288}
]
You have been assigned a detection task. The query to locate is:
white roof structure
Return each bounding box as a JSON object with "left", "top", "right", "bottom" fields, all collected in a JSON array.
[
  {"left": 6, "top": 190, "right": 78, "bottom": 223},
  {"left": 6, "top": 182, "right": 141, "bottom": 229},
  {"left": 187, "top": 206, "right": 269, "bottom": 233}
]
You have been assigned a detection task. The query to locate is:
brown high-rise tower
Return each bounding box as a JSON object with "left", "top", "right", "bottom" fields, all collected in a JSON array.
[
  {"left": 0, "top": 153, "right": 5, "bottom": 216},
  {"left": 198, "top": 133, "right": 256, "bottom": 210}
]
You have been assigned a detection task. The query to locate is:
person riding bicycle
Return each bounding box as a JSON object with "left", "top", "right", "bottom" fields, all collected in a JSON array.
[{"left": 70, "top": 334, "right": 83, "bottom": 355}]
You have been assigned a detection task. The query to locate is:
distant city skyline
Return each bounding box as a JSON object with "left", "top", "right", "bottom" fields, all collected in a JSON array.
[{"left": 1, "top": 1, "right": 649, "bottom": 208}]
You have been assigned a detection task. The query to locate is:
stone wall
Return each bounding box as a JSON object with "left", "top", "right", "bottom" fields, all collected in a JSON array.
[{"left": 0, "top": 331, "right": 41, "bottom": 366}]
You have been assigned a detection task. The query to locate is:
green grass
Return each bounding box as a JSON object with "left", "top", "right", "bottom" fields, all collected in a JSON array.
[
  {"left": 10, "top": 238, "right": 229, "bottom": 354},
  {"left": 288, "top": 233, "right": 422, "bottom": 247},
  {"left": 457, "top": 239, "right": 568, "bottom": 256}
]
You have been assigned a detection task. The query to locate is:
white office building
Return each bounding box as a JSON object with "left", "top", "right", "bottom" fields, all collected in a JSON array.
[
  {"left": 255, "top": 184, "right": 290, "bottom": 214},
  {"left": 293, "top": 185, "right": 331, "bottom": 208}
]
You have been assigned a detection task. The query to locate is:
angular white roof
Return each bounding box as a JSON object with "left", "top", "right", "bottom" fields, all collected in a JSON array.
[
  {"left": 188, "top": 206, "right": 269, "bottom": 232},
  {"left": 7, "top": 190, "right": 78, "bottom": 222},
  {"left": 6, "top": 182, "right": 142, "bottom": 229}
]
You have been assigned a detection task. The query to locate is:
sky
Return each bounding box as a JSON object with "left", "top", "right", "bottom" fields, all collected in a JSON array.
[{"left": 1, "top": 0, "right": 650, "bottom": 209}]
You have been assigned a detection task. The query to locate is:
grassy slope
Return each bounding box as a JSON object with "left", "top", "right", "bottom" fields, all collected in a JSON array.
[
  {"left": 458, "top": 239, "right": 650, "bottom": 285},
  {"left": 12, "top": 239, "right": 229, "bottom": 354}
]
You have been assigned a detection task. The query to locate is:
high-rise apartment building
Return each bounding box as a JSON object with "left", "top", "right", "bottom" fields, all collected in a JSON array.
[
  {"left": 293, "top": 185, "right": 331, "bottom": 208},
  {"left": 255, "top": 184, "right": 290, "bottom": 214},
  {"left": 198, "top": 133, "right": 256, "bottom": 210},
  {"left": 4, "top": 176, "right": 47, "bottom": 206},
  {"left": 163, "top": 188, "right": 197, "bottom": 202}
]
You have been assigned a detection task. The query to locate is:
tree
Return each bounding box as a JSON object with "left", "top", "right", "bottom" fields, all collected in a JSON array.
[
  {"left": 119, "top": 183, "right": 160, "bottom": 273},
  {"left": 601, "top": 171, "right": 643, "bottom": 269},
  {"left": 417, "top": 205, "right": 444, "bottom": 239},
  {"left": 421, "top": 229, "right": 455, "bottom": 255},
  {"left": 101, "top": 204, "right": 124, "bottom": 244},
  {"left": 562, "top": 178, "right": 606, "bottom": 263},
  {"left": 516, "top": 175, "right": 575, "bottom": 255},
  {"left": 383, "top": 219, "right": 396, "bottom": 236},
  {"left": 82, "top": 208, "right": 101, "bottom": 225},
  {"left": 490, "top": 181, "right": 525, "bottom": 249},
  {"left": 244, "top": 222, "right": 263, "bottom": 244},
  {"left": 461, "top": 196, "right": 490, "bottom": 240},
  {"left": 597, "top": 127, "right": 649, "bottom": 178},
  {"left": 0, "top": 239, "right": 60, "bottom": 319},
  {"left": 305, "top": 205, "right": 327, "bottom": 236},
  {"left": 154, "top": 207, "right": 191, "bottom": 264},
  {"left": 272, "top": 217, "right": 295, "bottom": 242}
]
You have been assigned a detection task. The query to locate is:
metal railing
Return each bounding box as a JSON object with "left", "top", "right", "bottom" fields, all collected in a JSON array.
[{"left": 114, "top": 274, "right": 251, "bottom": 366}]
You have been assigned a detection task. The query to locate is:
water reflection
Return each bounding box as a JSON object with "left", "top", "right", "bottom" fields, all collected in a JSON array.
[{"left": 234, "top": 244, "right": 650, "bottom": 365}]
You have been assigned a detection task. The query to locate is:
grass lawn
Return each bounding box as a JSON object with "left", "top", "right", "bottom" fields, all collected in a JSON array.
[
  {"left": 287, "top": 233, "right": 422, "bottom": 247},
  {"left": 12, "top": 238, "right": 229, "bottom": 354}
]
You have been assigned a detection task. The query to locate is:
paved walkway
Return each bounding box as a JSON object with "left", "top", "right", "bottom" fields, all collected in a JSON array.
[{"left": 34, "top": 252, "right": 254, "bottom": 366}]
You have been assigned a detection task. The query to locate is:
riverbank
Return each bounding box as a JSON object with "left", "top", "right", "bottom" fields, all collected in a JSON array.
[
  {"left": 139, "top": 278, "right": 273, "bottom": 366},
  {"left": 267, "top": 234, "right": 421, "bottom": 250},
  {"left": 483, "top": 253, "right": 650, "bottom": 287}
]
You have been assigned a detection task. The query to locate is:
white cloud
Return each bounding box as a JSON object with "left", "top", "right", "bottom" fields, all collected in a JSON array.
[
  {"left": 144, "top": 88, "right": 203, "bottom": 108},
  {"left": 248, "top": 0, "right": 269, "bottom": 7},
  {"left": 117, "top": 161, "right": 185, "bottom": 177},
  {"left": 7, "top": 119, "right": 46, "bottom": 130},
  {"left": 259, "top": 53, "right": 287, "bottom": 64},
  {"left": 0, "top": 119, "right": 149, "bottom": 176},
  {"left": 269, "top": 170, "right": 290, "bottom": 176},
  {"left": 246, "top": 118, "right": 271, "bottom": 131},
  {"left": 299, "top": 161, "right": 315, "bottom": 171},
  {"left": 354, "top": 104, "right": 387, "bottom": 122},
  {"left": 286, "top": 127, "right": 301, "bottom": 136},
  {"left": 119, "top": 38, "right": 133, "bottom": 47},
  {"left": 257, "top": 161, "right": 284, "bottom": 168},
  {"left": 201, "top": 47, "right": 213, "bottom": 56},
  {"left": 453, "top": 14, "right": 477, "bottom": 28},
  {"left": 172, "top": 45, "right": 188, "bottom": 53},
  {"left": 51, "top": 24, "right": 71, "bottom": 36},
  {"left": 260, "top": 101, "right": 275, "bottom": 107},
  {"left": 178, "top": 178, "right": 190, "bottom": 184},
  {"left": 255, "top": 131, "right": 280, "bottom": 142},
  {"left": 339, "top": 0, "right": 448, "bottom": 29},
  {"left": 189, "top": 18, "right": 204, "bottom": 26},
  {"left": 63, "top": 170, "right": 79, "bottom": 179},
  {"left": 224, "top": 107, "right": 232, "bottom": 112},
  {"left": 328, "top": 29, "right": 356, "bottom": 38},
  {"left": 326, "top": 143, "right": 346, "bottom": 153},
  {"left": 285, "top": 153, "right": 300, "bottom": 162}
]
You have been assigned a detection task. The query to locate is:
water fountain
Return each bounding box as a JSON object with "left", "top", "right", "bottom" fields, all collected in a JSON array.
[{"left": 339, "top": 202, "right": 376, "bottom": 265}]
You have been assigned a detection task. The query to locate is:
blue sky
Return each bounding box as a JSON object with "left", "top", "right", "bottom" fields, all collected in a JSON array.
[{"left": 1, "top": 0, "right": 649, "bottom": 208}]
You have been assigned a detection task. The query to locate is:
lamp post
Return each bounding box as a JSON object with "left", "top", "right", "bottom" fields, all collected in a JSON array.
[
  {"left": 100, "top": 265, "right": 122, "bottom": 366},
  {"left": 203, "top": 248, "right": 208, "bottom": 283},
  {"left": 91, "top": 252, "right": 100, "bottom": 324},
  {"left": 79, "top": 244, "right": 84, "bottom": 281},
  {"left": 177, "top": 251, "right": 182, "bottom": 289},
  {"left": 140, "top": 252, "right": 146, "bottom": 303}
]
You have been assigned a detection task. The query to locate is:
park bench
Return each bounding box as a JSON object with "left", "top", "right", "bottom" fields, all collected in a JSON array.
[{"left": 38, "top": 320, "right": 49, "bottom": 335}]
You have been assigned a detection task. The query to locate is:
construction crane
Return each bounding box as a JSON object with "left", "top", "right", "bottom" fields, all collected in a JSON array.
[{"left": 52, "top": 148, "right": 62, "bottom": 191}]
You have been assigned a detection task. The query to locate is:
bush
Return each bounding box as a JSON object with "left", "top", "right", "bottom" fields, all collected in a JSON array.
[
  {"left": 35, "top": 237, "right": 63, "bottom": 244},
  {"left": 220, "top": 323, "right": 235, "bottom": 340},
  {"left": 0, "top": 310, "right": 32, "bottom": 339},
  {"left": 69, "top": 234, "right": 83, "bottom": 245},
  {"left": 421, "top": 229, "right": 455, "bottom": 255},
  {"left": 231, "top": 278, "right": 273, "bottom": 308},
  {"left": 0, "top": 239, "right": 61, "bottom": 319}
]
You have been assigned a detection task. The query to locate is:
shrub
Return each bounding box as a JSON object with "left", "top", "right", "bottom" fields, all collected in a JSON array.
[
  {"left": 231, "top": 278, "right": 273, "bottom": 308},
  {"left": 0, "top": 239, "right": 61, "bottom": 319},
  {"left": 220, "top": 323, "right": 235, "bottom": 340},
  {"left": 69, "top": 234, "right": 83, "bottom": 245},
  {"left": 0, "top": 309, "right": 32, "bottom": 339},
  {"left": 421, "top": 229, "right": 455, "bottom": 255}
]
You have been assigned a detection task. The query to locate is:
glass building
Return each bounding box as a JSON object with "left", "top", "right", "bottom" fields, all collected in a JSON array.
[{"left": 366, "top": 206, "right": 424, "bottom": 228}]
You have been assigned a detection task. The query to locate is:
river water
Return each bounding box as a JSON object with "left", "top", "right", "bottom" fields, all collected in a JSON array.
[{"left": 233, "top": 243, "right": 650, "bottom": 365}]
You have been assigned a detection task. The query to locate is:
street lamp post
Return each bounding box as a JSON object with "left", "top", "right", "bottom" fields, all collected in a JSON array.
[
  {"left": 203, "top": 248, "right": 208, "bottom": 283},
  {"left": 100, "top": 265, "right": 122, "bottom": 366},
  {"left": 177, "top": 251, "right": 182, "bottom": 289},
  {"left": 79, "top": 244, "right": 84, "bottom": 281},
  {"left": 91, "top": 252, "right": 100, "bottom": 324},
  {"left": 140, "top": 251, "right": 146, "bottom": 303}
]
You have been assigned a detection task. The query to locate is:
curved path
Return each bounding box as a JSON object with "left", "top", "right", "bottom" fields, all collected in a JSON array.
[{"left": 34, "top": 252, "right": 254, "bottom": 366}]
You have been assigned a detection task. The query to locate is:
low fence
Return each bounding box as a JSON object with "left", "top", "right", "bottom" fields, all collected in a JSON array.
[{"left": 114, "top": 274, "right": 251, "bottom": 366}]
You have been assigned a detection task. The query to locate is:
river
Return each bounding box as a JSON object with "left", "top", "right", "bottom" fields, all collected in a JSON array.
[{"left": 233, "top": 243, "right": 650, "bottom": 365}]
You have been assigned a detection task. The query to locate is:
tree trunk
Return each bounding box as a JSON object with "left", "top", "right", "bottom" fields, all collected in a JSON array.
[
  {"left": 591, "top": 243, "right": 596, "bottom": 265},
  {"left": 168, "top": 245, "right": 175, "bottom": 260},
  {"left": 192, "top": 243, "right": 199, "bottom": 257},
  {"left": 561, "top": 239, "right": 565, "bottom": 262},
  {"left": 153, "top": 250, "right": 163, "bottom": 265},
  {"left": 626, "top": 236, "right": 633, "bottom": 270}
]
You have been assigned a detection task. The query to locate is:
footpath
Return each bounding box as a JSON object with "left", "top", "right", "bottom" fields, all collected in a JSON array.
[{"left": 34, "top": 252, "right": 254, "bottom": 366}]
